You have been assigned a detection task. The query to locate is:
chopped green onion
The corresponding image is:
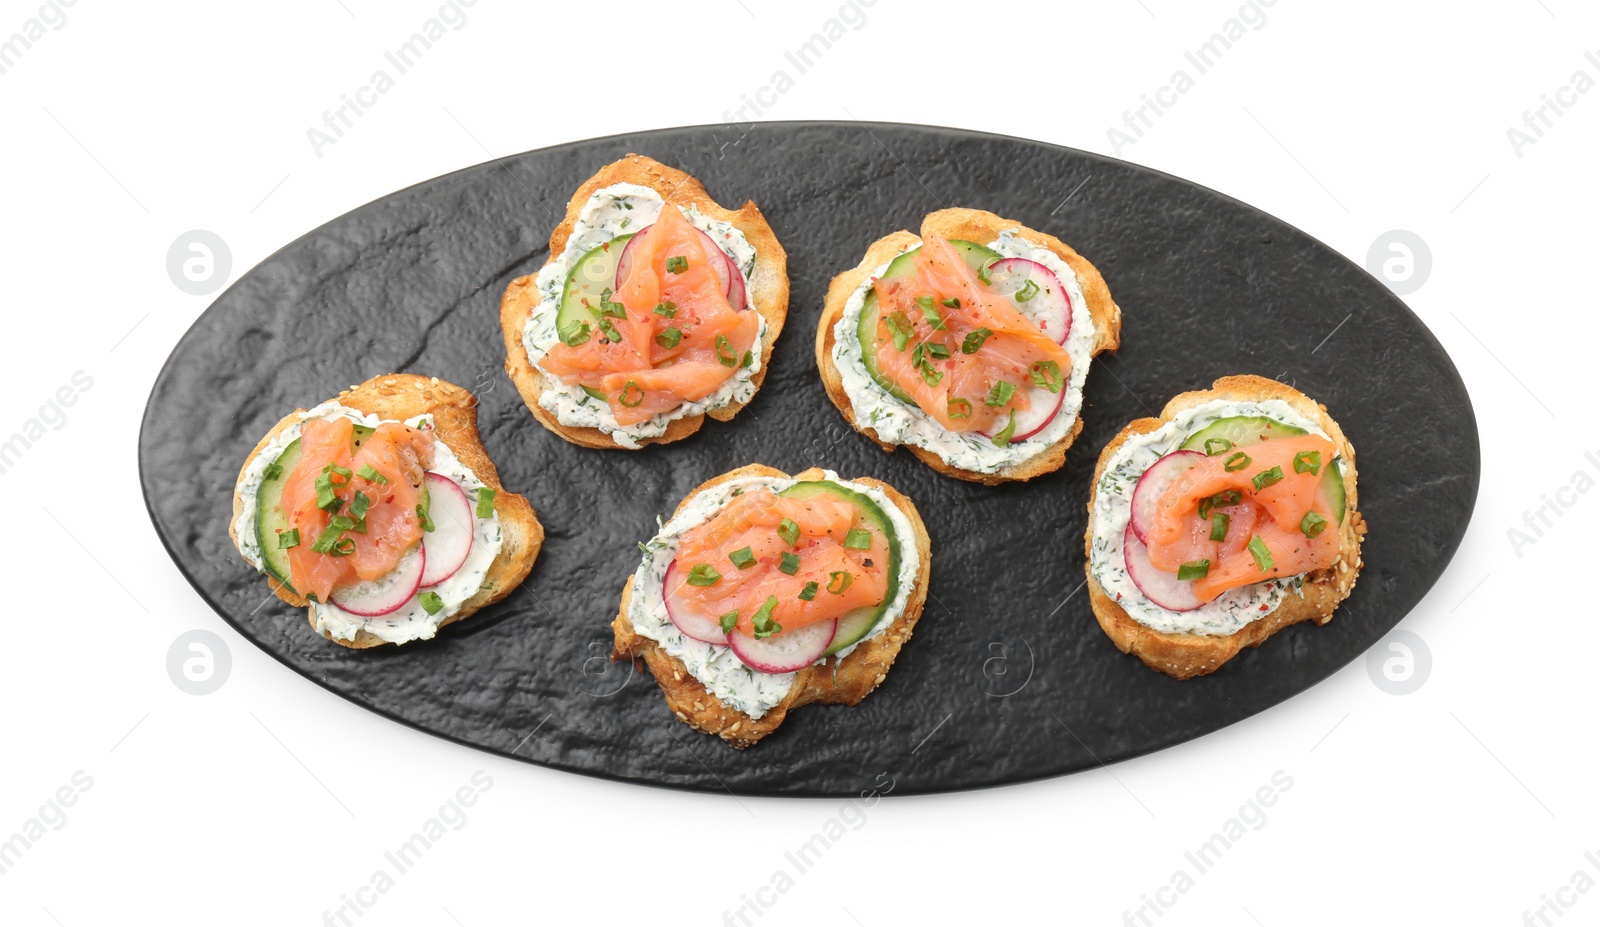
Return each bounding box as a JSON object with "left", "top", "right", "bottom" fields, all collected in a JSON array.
[
  {"left": 1015, "top": 278, "right": 1041, "bottom": 302},
  {"left": 1028, "top": 360, "right": 1063, "bottom": 393},
  {"left": 330, "top": 537, "right": 356, "bottom": 557},
  {"left": 798, "top": 581, "right": 819, "bottom": 601},
  {"left": 416, "top": 502, "right": 435, "bottom": 533},
  {"left": 419, "top": 591, "right": 444, "bottom": 616},
  {"left": 947, "top": 398, "right": 973, "bottom": 419},
  {"left": 263, "top": 461, "right": 283, "bottom": 481},
  {"left": 357, "top": 464, "right": 388, "bottom": 485},
  {"left": 961, "top": 327, "right": 993, "bottom": 354},
  {"left": 329, "top": 514, "right": 363, "bottom": 534},
  {"left": 597, "top": 288, "right": 627, "bottom": 319},
  {"left": 1212, "top": 489, "right": 1243, "bottom": 508},
  {"left": 1203, "top": 438, "right": 1233, "bottom": 456},
  {"left": 1198, "top": 497, "right": 1213, "bottom": 520},
  {"left": 687, "top": 563, "right": 722, "bottom": 586},
  {"left": 349, "top": 490, "right": 371, "bottom": 521},
  {"left": 778, "top": 517, "right": 800, "bottom": 548},
  {"left": 915, "top": 295, "right": 934, "bottom": 309},
  {"left": 827, "top": 571, "right": 854, "bottom": 594},
  {"left": 1177, "top": 559, "right": 1211, "bottom": 581},
  {"left": 581, "top": 385, "right": 607, "bottom": 402},
  {"left": 653, "top": 301, "right": 678, "bottom": 317},
  {"left": 719, "top": 610, "right": 739, "bottom": 633},
  {"left": 1248, "top": 536, "right": 1275, "bottom": 572},
  {"left": 751, "top": 595, "right": 782, "bottom": 639},
  {"left": 278, "top": 529, "right": 300, "bottom": 549},
  {"left": 1210, "top": 512, "right": 1230, "bottom": 541},
  {"left": 977, "top": 262, "right": 994, "bottom": 285},
  {"left": 778, "top": 552, "right": 800, "bottom": 575},
  {"left": 618, "top": 381, "right": 644, "bottom": 407},
  {"left": 941, "top": 297, "right": 960, "bottom": 308},
  {"left": 1223, "top": 451, "right": 1251, "bottom": 472},
  {"left": 654, "top": 326, "right": 683, "bottom": 349},
  {"left": 918, "top": 357, "right": 943, "bottom": 386},
  {"left": 558, "top": 319, "right": 592, "bottom": 346},
  {"left": 715, "top": 334, "right": 737, "bottom": 367},
  {"left": 885, "top": 311, "right": 914, "bottom": 351},
  {"left": 985, "top": 380, "right": 1015, "bottom": 407},
  {"left": 475, "top": 487, "right": 496, "bottom": 519},
  {"left": 665, "top": 255, "right": 688, "bottom": 274},
  {"left": 310, "top": 523, "right": 345, "bottom": 554},
  {"left": 844, "top": 529, "right": 872, "bottom": 550},
  {"left": 740, "top": 350, "right": 754, "bottom": 369},
  {"left": 1294, "top": 450, "right": 1322, "bottom": 475},
  {"left": 991, "top": 410, "right": 1017, "bottom": 447},
  {"left": 596, "top": 318, "right": 623, "bottom": 343},
  {"left": 1301, "top": 511, "right": 1328, "bottom": 538},
  {"left": 729, "top": 546, "right": 756, "bottom": 569},
  {"left": 1252, "top": 466, "right": 1285, "bottom": 492},
  {"left": 917, "top": 297, "right": 947, "bottom": 330},
  {"left": 927, "top": 342, "right": 951, "bottom": 360}
]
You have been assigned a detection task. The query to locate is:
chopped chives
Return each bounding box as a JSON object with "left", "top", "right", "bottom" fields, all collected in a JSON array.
[
  {"left": 654, "top": 326, "right": 683, "bottom": 349},
  {"left": 961, "top": 327, "right": 993, "bottom": 354},
  {"left": 1177, "top": 559, "right": 1211, "bottom": 581},
  {"left": 1028, "top": 360, "right": 1063, "bottom": 393},
  {"left": 729, "top": 546, "right": 757, "bottom": 569},
  {"left": 719, "top": 610, "right": 739, "bottom": 633},
  {"left": 559, "top": 319, "right": 592, "bottom": 346},
  {"left": 618, "top": 380, "right": 644, "bottom": 407},
  {"left": 278, "top": 529, "right": 300, "bottom": 549},
  {"left": 1301, "top": 511, "right": 1328, "bottom": 538},
  {"left": 1294, "top": 450, "right": 1322, "bottom": 475},
  {"left": 1210, "top": 512, "right": 1230, "bottom": 541},
  {"left": 1223, "top": 451, "right": 1251, "bottom": 472},
  {"left": 358, "top": 464, "right": 388, "bottom": 484},
  {"left": 1252, "top": 466, "right": 1285, "bottom": 492},
  {"left": 715, "top": 334, "right": 737, "bottom": 367},
  {"left": 1014, "top": 278, "right": 1041, "bottom": 302},
  {"left": 798, "top": 581, "right": 819, "bottom": 601},
  {"left": 927, "top": 342, "right": 951, "bottom": 360},
  {"left": 653, "top": 301, "right": 678, "bottom": 317},
  {"left": 827, "top": 570, "right": 854, "bottom": 594},
  {"left": 1203, "top": 438, "right": 1233, "bottom": 456},
  {"left": 990, "top": 410, "right": 1017, "bottom": 447},
  {"left": 475, "top": 487, "right": 496, "bottom": 518},
  {"left": 844, "top": 529, "right": 872, "bottom": 550},
  {"left": 985, "top": 380, "right": 1015, "bottom": 407},
  {"left": 419, "top": 591, "right": 444, "bottom": 616},
  {"left": 687, "top": 563, "right": 721, "bottom": 586},
  {"left": 947, "top": 397, "right": 973, "bottom": 419},
  {"left": 778, "top": 517, "right": 800, "bottom": 547},
  {"left": 750, "top": 595, "right": 781, "bottom": 639},
  {"left": 941, "top": 297, "right": 960, "bottom": 308},
  {"left": 778, "top": 552, "right": 801, "bottom": 575},
  {"left": 1248, "top": 536, "right": 1275, "bottom": 572},
  {"left": 665, "top": 255, "right": 688, "bottom": 274}
]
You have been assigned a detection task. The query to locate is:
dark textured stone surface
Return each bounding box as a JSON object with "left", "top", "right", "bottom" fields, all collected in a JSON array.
[{"left": 140, "top": 123, "right": 1478, "bottom": 796}]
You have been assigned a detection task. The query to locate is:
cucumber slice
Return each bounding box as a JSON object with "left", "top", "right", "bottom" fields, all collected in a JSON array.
[
  {"left": 777, "top": 480, "right": 902, "bottom": 656},
  {"left": 556, "top": 234, "right": 633, "bottom": 335},
  {"left": 856, "top": 239, "right": 1002, "bottom": 405},
  {"left": 1179, "top": 416, "right": 1346, "bottom": 524},
  {"left": 254, "top": 438, "right": 304, "bottom": 591}
]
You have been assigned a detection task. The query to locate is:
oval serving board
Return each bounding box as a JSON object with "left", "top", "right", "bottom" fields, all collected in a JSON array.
[{"left": 140, "top": 122, "right": 1478, "bottom": 796}]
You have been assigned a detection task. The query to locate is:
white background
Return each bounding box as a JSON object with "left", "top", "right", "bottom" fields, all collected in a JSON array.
[{"left": 2, "top": 0, "right": 1594, "bottom": 924}]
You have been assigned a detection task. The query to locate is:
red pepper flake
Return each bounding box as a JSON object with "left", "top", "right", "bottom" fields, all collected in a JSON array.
[{"left": 1259, "top": 604, "right": 1269, "bottom": 611}]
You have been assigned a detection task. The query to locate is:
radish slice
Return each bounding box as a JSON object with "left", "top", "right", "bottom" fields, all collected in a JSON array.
[
  {"left": 987, "top": 257, "right": 1071, "bottom": 343},
  {"left": 728, "top": 619, "right": 837, "bottom": 674},
  {"left": 982, "top": 384, "right": 1067, "bottom": 442},
  {"left": 661, "top": 560, "right": 729, "bottom": 646},
  {"left": 1123, "top": 526, "right": 1204, "bottom": 612},
  {"left": 419, "top": 472, "right": 474, "bottom": 587},
  {"left": 330, "top": 544, "right": 426, "bottom": 617},
  {"left": 615, "top": 224, "right": 736, "bottom": 299},
  {"left": 1129, "top": 450, "right": 1206, "bottom": 544},
  {"left": 722, "top": 250, "right": 748, "bottom": 312}
]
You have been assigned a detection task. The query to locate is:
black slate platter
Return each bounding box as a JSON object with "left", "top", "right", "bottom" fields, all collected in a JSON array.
[{"left": 141, "top": 123, "right": 1478, "bottom": 796}]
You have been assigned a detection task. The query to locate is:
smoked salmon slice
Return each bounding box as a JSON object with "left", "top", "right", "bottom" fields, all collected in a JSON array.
[
  {"left": 1145, "top": 435, "right": 1340, "bottom": 602},
  {"left": 870, "top": 235, "right": 1072, "bottom": 433},
  {"left": 672, "top": 488, "right": 889, "bottom": 637},
  {"left": 279, "top": 418, "right": 434, "bottom": 601},
  {"left": 539, "top": 204, "right": 757, "bottom": 426}
]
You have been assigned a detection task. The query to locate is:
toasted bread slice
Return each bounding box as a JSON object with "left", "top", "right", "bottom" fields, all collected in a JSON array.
[
  {"left": 1083, "top": 375, "right": 1367, "bottom": 679},
  {"left": 611, "top": 464, "right": 932, "bottom": 748},
  {"left": 816, "top": 207, "right": 1122, "bottom": 484},
  {"left": 229, "top": 374, "right": 543, "bottom": 649},
  {"left": 500, "top": 154, "right": 789, "bottom": 450}
]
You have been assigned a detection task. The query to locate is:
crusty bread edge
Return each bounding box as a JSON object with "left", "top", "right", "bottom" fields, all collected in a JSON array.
[
  {"left": 500, "top": 154, "right": 789, "bottom": 450},
  {"left": 1081, "top": 374, "right": 1368, "bottom": 679},
  {"left": 228, "top": 374, "right": 544, "bottom": 649},
  {"left": 815, "top": 207, "right": 1122, "bottom": 485},
  {"left": 610, "top": 464, "right": 933, "bottom": 749}
]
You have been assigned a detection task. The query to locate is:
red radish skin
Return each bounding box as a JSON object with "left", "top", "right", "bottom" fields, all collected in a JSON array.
[
  {"left": 419, "top": 472, "right": 474, "bottom": 587},
  {"left": 615, "top": 223, "right": 739, "bottom": 301},
  {"left": 986, "top": 257, "right": 1072, "bottom": 343},
  {"left": 728, "top": 619, "right": 838, "bottom": 674},
  {"left": 330, "top": 544, "right": 427, "bottom": 617},
  {"left": 981, "top": 384, "right": 1066, "bottom": 442},
  {"left": 1129, "top": 450, "right": 1206, "bottom": 545},
  {"left": 722, "top": 250, "right": 748, "bottom": 312},
  {"left": 1122, "top": 525, "right": 1204, "bottom": 612},
  {"left": 661, "top": 560, "right": 731, "bottom": 646}
]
